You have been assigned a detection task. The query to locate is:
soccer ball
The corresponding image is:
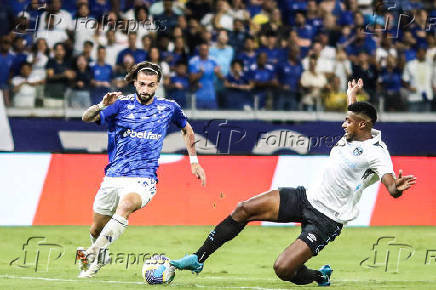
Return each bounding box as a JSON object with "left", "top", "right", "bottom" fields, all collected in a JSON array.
[{"left": 142, "top": 255, "right": 175, "bottom": 285}]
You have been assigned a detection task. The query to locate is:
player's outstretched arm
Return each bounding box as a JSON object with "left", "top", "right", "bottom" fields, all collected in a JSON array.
[
  {"left": 381, "top": 170, "right": 416, "bottom": 198},
  {"left": 82, "top": 92, "right": 122, "bottom": 122},
  {"left": 346, "top": 78, "right": 363, "bottom": 106},
  {"left": 181, "top": 122, "right": 206, "bottom": 186}
]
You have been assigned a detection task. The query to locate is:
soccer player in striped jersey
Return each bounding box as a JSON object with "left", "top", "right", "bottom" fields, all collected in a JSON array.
[
  {"left": 77, "top": 61, "right": 206, "bottom": 278},
  {"left": 170, "top": 79, "right": 416, "bottom": 286}
]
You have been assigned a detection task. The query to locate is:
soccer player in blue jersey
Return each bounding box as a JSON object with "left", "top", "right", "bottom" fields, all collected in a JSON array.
[{"left": 77, "top": 61, "right": 206, "bottom": 277}]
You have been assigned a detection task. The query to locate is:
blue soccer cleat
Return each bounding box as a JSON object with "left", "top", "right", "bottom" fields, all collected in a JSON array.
[
  {"left": 318, "top": 264, "right": 333, "bottom": 286},
  {"left": 170, "top": 254, "right": 204, "bottom": 273}
]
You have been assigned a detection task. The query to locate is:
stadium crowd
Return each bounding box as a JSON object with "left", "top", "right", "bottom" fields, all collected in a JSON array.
[{"left": 0, "top": 0, "right": 435, "bottom": 111}]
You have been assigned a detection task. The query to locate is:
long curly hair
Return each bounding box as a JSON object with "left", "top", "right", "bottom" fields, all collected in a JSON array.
[{"left": 124, "top": 61, "right": 162, "bottom": 83}]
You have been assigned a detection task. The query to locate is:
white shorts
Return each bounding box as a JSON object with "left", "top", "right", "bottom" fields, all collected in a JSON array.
[{"left": 93, "top": 177, "right": 157, "bottom": 216}]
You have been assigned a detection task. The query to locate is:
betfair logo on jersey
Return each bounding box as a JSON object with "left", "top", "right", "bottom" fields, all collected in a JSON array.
[{"left": 122, "top": 129, "right": 162, "bottom": 140}]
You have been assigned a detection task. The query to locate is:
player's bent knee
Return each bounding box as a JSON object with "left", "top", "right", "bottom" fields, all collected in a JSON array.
[
  {"left": 232, "top": 201, "right": 251, "bottom": 222},
  {"left": 273, "top": 260, "right": 296, "bottom": 281},
  {"left": 117, "top": 200, "right": 138, "bottom": 215}
]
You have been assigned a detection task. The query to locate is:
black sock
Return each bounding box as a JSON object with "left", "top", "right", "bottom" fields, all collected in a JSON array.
[
  {"left": 290, "top": 265, "right": 324, "bottom": 285},
  {"left": 195, "top": 215, "right": 246, "bottom": 263}
]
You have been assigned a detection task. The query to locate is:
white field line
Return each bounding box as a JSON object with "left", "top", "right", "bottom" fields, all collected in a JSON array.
[{"left": 1, "top": 274, "right": 435, "bottom": 289}]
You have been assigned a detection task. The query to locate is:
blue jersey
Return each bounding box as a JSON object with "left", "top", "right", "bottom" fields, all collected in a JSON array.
[{"left": 99, "top": 94, "right": 187, "bottom": 179}]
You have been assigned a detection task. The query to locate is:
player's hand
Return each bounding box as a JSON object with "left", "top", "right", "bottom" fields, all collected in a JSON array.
[
  {"left": 395, "top": 169, "right": 416, "bottom": 191},
  {"left": 191, "top": 163, "right": 206, "bottom": 187},
  {"left": 347, "top": 78, "right": 363, "bottom": 98},
  {"left": 101, "top": 91, "right": 122, "bottom": 106}
]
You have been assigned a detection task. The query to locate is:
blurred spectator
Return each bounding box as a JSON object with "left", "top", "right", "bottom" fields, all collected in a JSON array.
[
  {"left": 237, "top": 36, "right": 257, "bottom": 71},
  {"left": 11, "top": 37, "right": 29, "bottom": 77},
  {"left": 189, "top": 42, "right": 223, "bottom": 110},
  {"left": 71, "top": 2, "right": 94, "bottom": 55},
  {"left": 165, "top": 60, "right": 190, "bottom": 108},
  {"left": 168, "top": 36, "right": 188, "bottom": 68},
  {"left": 70, "top": 54, "right": 92, "bottom": 108},
  {"left": 14, "top": 12, "right": 34, "bottom": 47},
  {"left": 149, "top": 46, "right": 169, "bottom": 97},
  {"left": 104, "top": 30, "right": 124, "bottom": 68},
  {"left": 116, "top": 32, "right": 147, "bottom": 68},
  {"left": 135, "top": 5, "right": 152, "bottom": 48},
  {"left": 209, "top": 30, "right": 234, "bottom": 77},
  {"left": 38, "top": 12, "right": 69, "bottom": 49},
  {"left": 11, "top": 62, "right": 43, "bottom": 107},
  {"left": 0, "top": 36, "right": 14, "bottom": 106},
  {"left": 302, "top": 38, "right": 336, "bottom": 74},
  {"left": 90, "top": 45, "right": 112, "bottom": 104},
  {"left": 0, "top": 3, "right": 15, "bottom": 37},
  {"left": 45, "top": 42, "right": 75, "bottom": 107},
  {"left": 201, "top": 0, "right": 234, "bottom": 31},
  {"left": 300, "top": 55, "right": 327, "bottom": 111},
  {"left": 90, "top": 0, "right": 111, "bottom": 19},
  {"left": 229, "top": 19, "right": 250, "bottom": 54},
  {"left": 306, "top": 0, "right": 323, "bottom": 33},
  {"left": 224, "top": 59, "right": 253, "bottom": 110},
  {"left": 141, "top": 35, "right": 153, "bottom": 54},
  {"left": 378, "top": 55, "right": 404, "bottom": 111},
  {"left": 185, "top": 0, "right": 212, "bottom": 22},
  {"left": 38, "top": 0, "right": 73, "bottom": 33},
  {"left": 153, "top": 0, "right": 179, "bottom": 32},
  {"left": 214, "top": 0, "right": 234, "bottom": 31},
  {"left": 27, "top": 38, "right": 49, "bottom": 103},
  {"left": 257, "top": 32, "right": 282, "bottom": 65},
  {"left": 185, "top": 19, "right": 202, "bottom": 54},
  {"left": 333, "top": 48, "right": 352, "bottom": 93},
  {"left": 402, "top": 48, "right": 434, "bottom": 112},
  {"left": 275, "top": 50, "right": 303, "bottom": 110},
  {"left": 249, "top": 52, "right": 277, "bottom": 110},
  {"left": 229, "top": 0, "right": 250, "bottom": 21},
  {"left": 80, "top": 40, "right": 95, "bottom": 67},
  {"left": 352, "top": 52, "right": 377, "bottom": 103},
  {"left": 113, "top": 53, "right": 135, "bottom": 95},
  {"left": 376, "top": 36, "right": 398, "bottom": 68},
  {"left": 349, "top": 28, "right": 377, "bottom": 58}
]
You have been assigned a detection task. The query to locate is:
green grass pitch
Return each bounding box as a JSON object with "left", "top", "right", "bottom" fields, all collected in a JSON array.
[{"left": 1, "top": 226, "right": 435, "bottom": 289}]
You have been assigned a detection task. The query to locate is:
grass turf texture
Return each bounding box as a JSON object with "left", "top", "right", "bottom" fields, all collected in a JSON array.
[{"left": 1, "top": 226, "right": 435, "bottom": 289}]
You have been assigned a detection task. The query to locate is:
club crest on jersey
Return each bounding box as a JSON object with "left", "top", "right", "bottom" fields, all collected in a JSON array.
[
  {"left": 127, "top": 104, "right": 135, "bottom": 110},
  {"left": 157, "top": 105, "right": 166, "bottom": 111},
  {"left": 353, "top": 147, "right": 363, "bottom": 156}
]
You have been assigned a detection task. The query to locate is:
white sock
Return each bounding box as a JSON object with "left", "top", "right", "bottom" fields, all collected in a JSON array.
[
  {"left": 90, "top": 234, "right": 97, "bottom": 244},
  {"left": 87, "top": 214, "right": 128, "bottom": 259}
]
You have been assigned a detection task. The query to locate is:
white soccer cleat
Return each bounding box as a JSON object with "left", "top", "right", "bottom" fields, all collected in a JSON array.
[
  {"left": 76, "top": 247, "right": 89, "bottom": 271},
  {"left": 77, "top": 249, "right": 112, "bottom": 278},
  {"left": 78, "top": 262, "right": 103, "bottom": 278}
]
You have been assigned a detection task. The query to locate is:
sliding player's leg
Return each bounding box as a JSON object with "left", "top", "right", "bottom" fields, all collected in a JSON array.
[
  {"left": 171, "top": 189, "right": 281, "bottom": 272},
  {"left": 273, "top": 239, "right": 329, "bottom": 286}
]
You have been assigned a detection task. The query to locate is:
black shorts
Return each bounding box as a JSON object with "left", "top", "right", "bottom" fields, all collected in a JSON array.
[{"left": 278, "top": 187, "right": 343, "bottom": 256}]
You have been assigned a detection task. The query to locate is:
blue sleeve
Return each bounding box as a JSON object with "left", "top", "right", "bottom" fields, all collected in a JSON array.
[
  {"left": 116, "top": 50, "right": 124, "bottom": 65},
  {"left": 189, "top": 59, "right": 199, "bottom": 73},
  {"left": 171, "top": 102, "right": 187, "bottom": 129},
  {"left": 99, "top": 100, "right": 121, "bottom": 126}
]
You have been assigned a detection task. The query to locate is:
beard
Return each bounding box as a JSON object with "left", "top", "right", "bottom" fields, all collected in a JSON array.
[{"left": 137, "top": 92, "right": 154, "bottom": 104}]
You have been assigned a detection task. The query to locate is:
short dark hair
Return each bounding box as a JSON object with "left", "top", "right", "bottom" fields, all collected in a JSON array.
[
  {"left": 347, "top": 101, "right": 377, "bottom": 124},
  {"left": 125, "top": 61, "right": 162, "bottom": 83},
  {"left": 231, "top": 59, "right": 243, "bottom": 67}
]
